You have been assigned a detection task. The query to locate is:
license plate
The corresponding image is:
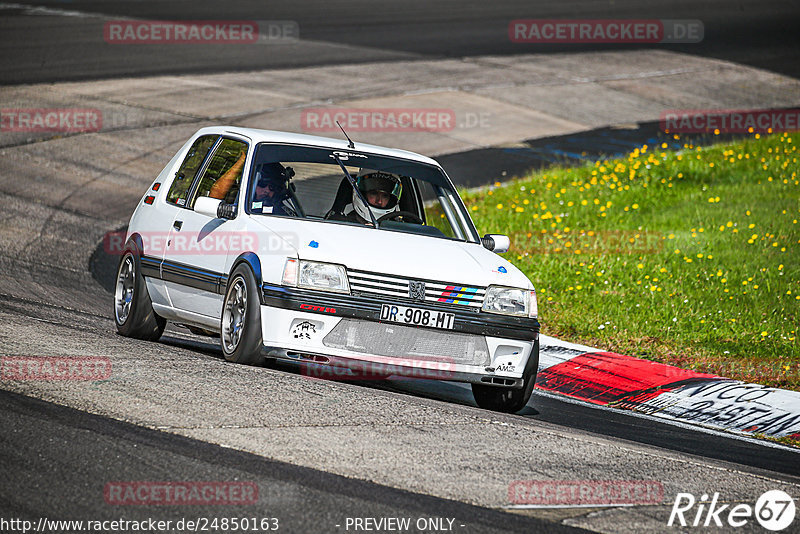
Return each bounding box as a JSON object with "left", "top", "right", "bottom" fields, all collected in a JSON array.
[{"left": 379, "top": 304, "right": 455, "bottom": 330}]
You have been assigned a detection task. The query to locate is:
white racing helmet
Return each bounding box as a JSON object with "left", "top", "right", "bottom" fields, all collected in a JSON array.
[{"left": 352, "top": 169, "right": 402, "bottom": 221}]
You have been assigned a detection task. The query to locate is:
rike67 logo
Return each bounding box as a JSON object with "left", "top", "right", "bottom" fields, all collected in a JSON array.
[{"left": 668, "top": 490, "right": 796, "bottom": 531}]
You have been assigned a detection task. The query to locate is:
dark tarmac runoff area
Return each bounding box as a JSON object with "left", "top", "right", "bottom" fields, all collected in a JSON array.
[{"left": 1, "top": 0, "right": 799, "bottom": 83}]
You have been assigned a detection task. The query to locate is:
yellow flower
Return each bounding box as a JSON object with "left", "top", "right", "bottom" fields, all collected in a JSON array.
[
  {"left": 496, "top": 203, "right": 503, "bottom": 209},
  {"left": 760, "top": 331, "right": 768, "bottom": 337}
]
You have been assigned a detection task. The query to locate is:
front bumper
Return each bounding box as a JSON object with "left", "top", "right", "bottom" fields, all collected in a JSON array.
[
  {"left": 261, "top": 284, "right": 539, "bottom": 341},
  {"left": 259, "top": 283, "right": 539, "bottom": 387}
]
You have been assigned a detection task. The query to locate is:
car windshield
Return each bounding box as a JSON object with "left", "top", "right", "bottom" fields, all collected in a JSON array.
[{"left": 246, "top": 143, "right": 480, "bottom": 243}]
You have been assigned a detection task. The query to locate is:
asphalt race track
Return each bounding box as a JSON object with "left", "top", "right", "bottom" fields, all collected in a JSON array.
[
  {"left": 0, "top": 390, "right": 589, "bottom": 534},
  {"left": 2, "top": 0, "right": 800, "bottom": 84},
  {"left": 2, "top": 1, "right": 800, "bottom": 533}
]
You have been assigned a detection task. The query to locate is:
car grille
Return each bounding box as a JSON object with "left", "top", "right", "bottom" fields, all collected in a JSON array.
[
  {"left": 347, "top": 268, "right": 485, "bottom": 308},
  {"left": 322, "top": 319, "right": 491, "bottom": 367}
]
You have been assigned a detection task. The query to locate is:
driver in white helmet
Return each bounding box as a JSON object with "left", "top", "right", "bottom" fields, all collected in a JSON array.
[{"left": 345, "top": 169, "right": 402, "bottom": 225}]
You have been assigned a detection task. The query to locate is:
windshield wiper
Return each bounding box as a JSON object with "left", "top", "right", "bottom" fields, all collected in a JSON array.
[{"left": 330, "top": 154, "right": 378, "bottom": 227}]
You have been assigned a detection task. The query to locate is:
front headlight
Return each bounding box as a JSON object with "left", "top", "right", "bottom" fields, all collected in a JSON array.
[
  {"left": 482, "top": 285, "right": 537, "bottom": 318},
  {"left": 282, "top": 258, "right": 350, "bottom": 293}
]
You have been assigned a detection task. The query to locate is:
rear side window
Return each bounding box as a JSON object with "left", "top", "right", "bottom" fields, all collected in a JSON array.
[
  {"left": 166, "top": 135, "right": 219, "bottom": 206},
  {"left": 190, "top": 138, "right": 249, "bottom": 208}
]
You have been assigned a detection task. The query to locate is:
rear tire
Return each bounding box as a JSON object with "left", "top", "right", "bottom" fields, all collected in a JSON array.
[
  {"left": 221, "top": 264, "right": 264, "bottom": 365},
  {"left": 114, "top": 249, "right": 165, "bottom": 341},
  {"left": 472, "top": 339, "right": 539, "bottom": 413}
]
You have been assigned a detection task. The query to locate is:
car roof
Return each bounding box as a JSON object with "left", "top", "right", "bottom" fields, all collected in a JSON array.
[{"left": 195, "top": 126, "right": 441, "bottom": 167}]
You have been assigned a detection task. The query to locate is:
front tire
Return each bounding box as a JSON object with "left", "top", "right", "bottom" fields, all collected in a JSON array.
[
  {"left": 472, "top": 339, "right": 539, "bottom": 413},
  {"left": 221, "top": 264, "right": 264, "bottom": 365},
  {"left": 114, "top": 249, "right": 165, "bottom": 341}
]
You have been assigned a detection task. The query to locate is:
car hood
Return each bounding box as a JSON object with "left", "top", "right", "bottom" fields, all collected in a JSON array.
[{"left": 249, "top": 217, "right": 533, "bottom": 289}]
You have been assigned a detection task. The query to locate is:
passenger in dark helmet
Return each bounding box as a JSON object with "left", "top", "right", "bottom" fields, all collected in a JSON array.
[{"left": 251, "top": 162, "right": 293, "bottom": 216}]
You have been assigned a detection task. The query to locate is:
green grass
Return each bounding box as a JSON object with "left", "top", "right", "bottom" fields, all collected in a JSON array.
[{"left": 462, "top": 132, "right": 800, "bottom": 390}]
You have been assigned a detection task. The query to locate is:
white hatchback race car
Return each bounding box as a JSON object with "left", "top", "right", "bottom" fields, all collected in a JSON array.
[{"left": 114, "top": 126, "right": 540, "bottom": 412}]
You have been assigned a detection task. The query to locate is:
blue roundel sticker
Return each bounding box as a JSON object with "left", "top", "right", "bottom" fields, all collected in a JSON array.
[
  {"left": 498, "top": 266, "right": 507, "bottom": 273},
  {"left": 309, "top": 240, "right": 319, "bottom": 248}
]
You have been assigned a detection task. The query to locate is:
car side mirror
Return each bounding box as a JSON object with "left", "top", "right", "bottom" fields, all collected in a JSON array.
[
  {"left": 481, "top": 234, "right": 510, "bottom": 253},
  {"left": 195, "top": 196, "right": 236, "bottom": 220}
]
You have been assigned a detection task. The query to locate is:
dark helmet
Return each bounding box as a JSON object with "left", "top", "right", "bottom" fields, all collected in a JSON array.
[{"left": 256, "top": 162, "right": 291, "bottom": 194}]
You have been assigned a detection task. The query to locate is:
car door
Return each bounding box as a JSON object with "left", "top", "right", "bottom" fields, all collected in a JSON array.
[
  {"left": 162, "top": 136, "right": 250, "bottom": 319},
  {"left": 139, "top": 133, "right": 220, "bottom": 308}
]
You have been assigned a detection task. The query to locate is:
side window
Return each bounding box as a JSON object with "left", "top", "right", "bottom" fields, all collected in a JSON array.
[
  {"left": 166, "top": 135, "right": 219, "bottom": 206},
  {"left": 189, "top": 138, "right": 249, "bottom": 208}
]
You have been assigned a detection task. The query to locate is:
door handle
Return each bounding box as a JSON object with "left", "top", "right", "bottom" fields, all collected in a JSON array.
[{"left": 173, "top": 220, "right": 183, "bottom": 231}]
